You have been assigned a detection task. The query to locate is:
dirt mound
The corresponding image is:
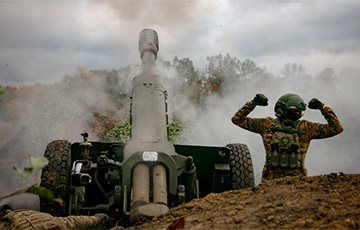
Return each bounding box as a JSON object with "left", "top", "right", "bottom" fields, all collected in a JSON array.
[{"left": 124, "top": 173, "right": 360, "bottom": 230}]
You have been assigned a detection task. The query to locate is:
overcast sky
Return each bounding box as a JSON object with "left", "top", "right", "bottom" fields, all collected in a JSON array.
[{"left": 0, "top": 0, "right": 360, "bottom": 86}]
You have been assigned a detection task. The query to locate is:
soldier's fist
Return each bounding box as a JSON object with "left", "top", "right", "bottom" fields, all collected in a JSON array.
[
  {"left": 308, "top": 98, "right": 324, "bottom": 110},
  {"left": 253, "top": 94, "right": 268, "bottom": 106}
]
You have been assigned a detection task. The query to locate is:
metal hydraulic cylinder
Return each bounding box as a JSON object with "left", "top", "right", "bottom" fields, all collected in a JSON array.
[
  {"left": 130, "top": 163, "right": 169, "bottom": 224},
  {"left": 153, "top": 164, "right": 167, "bottom": 205},
  {"left": 131, "top": 163, "right": 149, "bottom": 207}
]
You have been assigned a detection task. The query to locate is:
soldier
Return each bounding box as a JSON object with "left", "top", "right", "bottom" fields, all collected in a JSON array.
[
  {"left": 0, "top": 207, "right": 109, "bottom": 230},
  {"left": 231, "top": 93, "right": 343, "bottom": 181}
]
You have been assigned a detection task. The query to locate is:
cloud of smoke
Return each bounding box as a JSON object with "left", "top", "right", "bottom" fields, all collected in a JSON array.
[
  {"left": 158, "top": 60, "right": 360, "bottom": 185},
  {"left": 0, "top": 0, "right": 220, "bottom": 86},
  {"left": 1, "top": 1, "right": 359, "bottom": 87},
  {"left": 0, "top": 69, "right": 130, "bottom": 202}
]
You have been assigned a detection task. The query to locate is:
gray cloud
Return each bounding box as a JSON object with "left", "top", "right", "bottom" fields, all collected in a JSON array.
[{"left": 1, "top": 0, "right": 360, "bottom": 86}]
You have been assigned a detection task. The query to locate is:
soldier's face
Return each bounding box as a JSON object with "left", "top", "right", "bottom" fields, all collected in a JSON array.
[{"left": 287, "top": 109, "right": 302, "bottom": 121}]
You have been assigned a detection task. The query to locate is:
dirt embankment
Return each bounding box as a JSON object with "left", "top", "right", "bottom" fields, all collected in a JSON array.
[{"left": 120, "top": 173, "right": 360, "bottom": 230}]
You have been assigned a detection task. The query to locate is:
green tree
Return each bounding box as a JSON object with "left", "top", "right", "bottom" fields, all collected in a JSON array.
[
  {"left": 317, "top": 68, "right": 336, "bottom": 81},
  {"left": 105, "top": 117, "right": 187, "bottom": 144},
  {"left": 205, "top": 54, "right": 242, "bottom": 94},
  {"left": 173, "top": 56, "right": 207, "bottom": 105},
  {"left": 0, "top": 86, "right": 4, "bottom": 96},
  {"left": 240, "top": 59, "right": 264, "bottom": 79},
  {"left": 282, "top": 63, "right": 306, "bottom": 78}
]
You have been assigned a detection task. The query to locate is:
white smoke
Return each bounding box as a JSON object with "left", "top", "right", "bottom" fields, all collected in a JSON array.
[
  {"left": 158, "top": 60, "right": 360, "bottom": 185},
  {"left": 0, "top": 70, "right": 130, "bottom": 201}
]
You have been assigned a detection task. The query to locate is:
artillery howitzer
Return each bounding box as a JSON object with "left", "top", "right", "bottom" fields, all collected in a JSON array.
[{"left": 40, "top": 29, "right": 255, "bottom": 227}]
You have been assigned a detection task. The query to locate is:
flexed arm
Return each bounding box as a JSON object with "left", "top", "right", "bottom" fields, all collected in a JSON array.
[
  {"left": 231, "top": 94, "right": 269, "bottom": 134},
  {"left": 307, "top": 98, "right": 344, "bottom": 139}
]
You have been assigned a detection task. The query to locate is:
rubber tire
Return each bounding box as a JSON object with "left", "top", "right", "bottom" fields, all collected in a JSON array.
[
  {"left": 226, "top": 143, "right": 255, "bottom": 189},
  {"left": 40, "top": 140, "right": 71, "bottom": 216}
]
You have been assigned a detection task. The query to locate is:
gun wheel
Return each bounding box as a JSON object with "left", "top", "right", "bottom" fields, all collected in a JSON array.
[
  {"left": 40, "top": 140, "right": 71, "bottom": 216},
  {"left": 226, "top": 143, "right": 255, "bottom": 189}
]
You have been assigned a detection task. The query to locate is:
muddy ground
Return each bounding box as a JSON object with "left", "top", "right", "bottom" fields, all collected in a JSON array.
[{"left": 118, "top": 172, "right": 360, "bottom": 230}]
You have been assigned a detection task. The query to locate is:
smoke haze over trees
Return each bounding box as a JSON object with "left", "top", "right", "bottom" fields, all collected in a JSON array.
[
  {"left": 1, "top": 1, "right": 360, "bottom": 87},
  {"left": 0, "top": 54, "right": 359, "bottom": 198}
]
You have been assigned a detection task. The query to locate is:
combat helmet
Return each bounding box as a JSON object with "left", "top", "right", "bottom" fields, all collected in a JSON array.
[{"left": 275, "top": 93, "right": 306, "bottom": 123}]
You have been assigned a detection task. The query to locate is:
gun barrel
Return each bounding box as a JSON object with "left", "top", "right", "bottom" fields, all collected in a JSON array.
[
  {"left": 139, "top": 29, "right": 159, "bottom": 72},
  {"left": 124, "top": 28, "right": 176, "bottom": 158}
]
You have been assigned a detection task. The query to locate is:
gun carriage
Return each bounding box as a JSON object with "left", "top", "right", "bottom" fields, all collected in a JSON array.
[{"left": 40, "top": 29, "right": 254, "bottom": 227}]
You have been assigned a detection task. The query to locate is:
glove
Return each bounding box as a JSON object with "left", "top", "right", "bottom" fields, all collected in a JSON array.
[
  {"left": 95, "top": 213, "right": 109, "bottom": 225},
  {"left": 253, "top": 94, "right": 268, "bottom": 106},
  {"left": 308, "top": 98, "right": 324, "bottom": 110}
]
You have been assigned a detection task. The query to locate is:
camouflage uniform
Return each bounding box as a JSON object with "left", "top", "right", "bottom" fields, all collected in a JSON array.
[
  {"left": 0, "top": 209, "right": 104, "bottom": 230},
  {"left": 232, "top": 100, "right": 344, "bottom": 181}
]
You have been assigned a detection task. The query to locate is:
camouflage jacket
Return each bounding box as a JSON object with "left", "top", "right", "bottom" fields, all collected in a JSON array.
[
  {"left": 0, "top": 209, "right": 102, "bottom": 230},
  {"left": 231, "top": 101, "right": 344, "bottom": 176}
]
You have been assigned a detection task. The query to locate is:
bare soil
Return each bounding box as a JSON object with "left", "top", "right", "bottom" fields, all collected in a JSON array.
[{"left": 119, "top": 172, "right": 360, "bottom": 230}]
